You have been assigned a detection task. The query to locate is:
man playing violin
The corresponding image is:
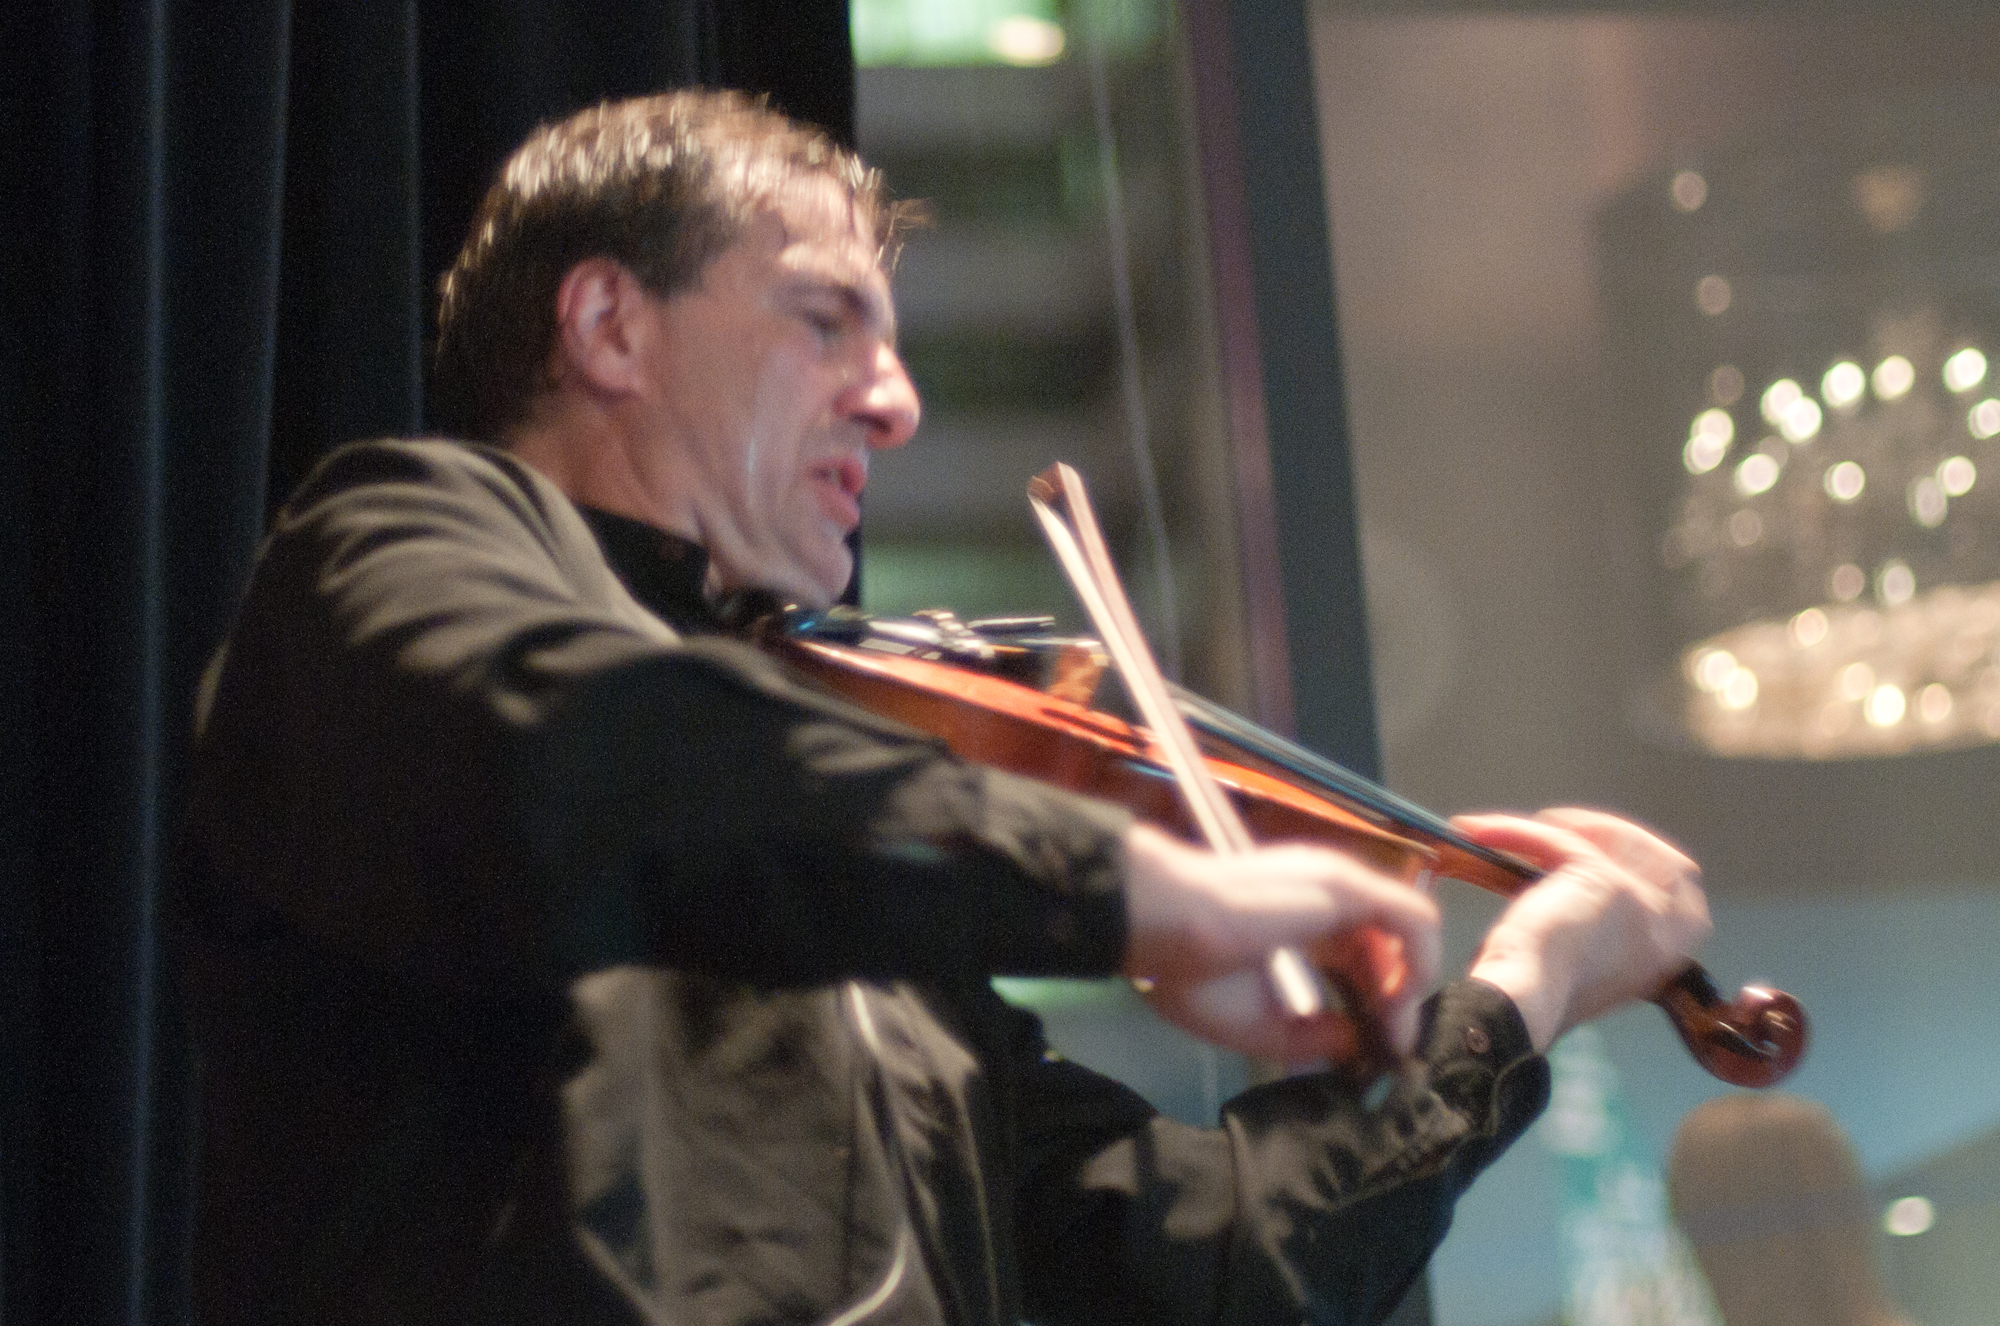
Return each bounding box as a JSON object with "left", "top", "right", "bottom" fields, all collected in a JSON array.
[{"left": 177, "top": 90, "right": 1710, "bottom": 1325}]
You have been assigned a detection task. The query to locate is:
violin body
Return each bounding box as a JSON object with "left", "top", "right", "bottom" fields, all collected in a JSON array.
[
  {"left": 774, "top": 629, "right": 1433, "bottom": 887},
  {"left": 766, "top": 607, "right": 1807, "bottom": 1089}
]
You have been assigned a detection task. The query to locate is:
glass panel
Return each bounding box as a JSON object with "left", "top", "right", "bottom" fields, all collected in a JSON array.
[
  {"left": 858, "top": 2, "right": 1256, "bottom": 704},
  {"left": 856, "top": 1, "right": 1254, "bottom": 1122},
  {"left": 1312, "top": 6, "right": 2000, "bottom": 1324}
]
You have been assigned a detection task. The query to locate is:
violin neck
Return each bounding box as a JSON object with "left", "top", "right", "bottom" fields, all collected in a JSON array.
[{"left": 1168, "top": 686, "right": 1540, "bottom": 896}]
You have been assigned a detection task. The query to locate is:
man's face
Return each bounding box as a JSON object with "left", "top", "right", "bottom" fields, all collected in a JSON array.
[{"left": 635, "top": 175, "right": 919, "bottom": 607}]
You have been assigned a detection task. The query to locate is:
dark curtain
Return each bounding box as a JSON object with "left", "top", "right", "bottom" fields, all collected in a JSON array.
[{"left": 0, "top": 3, "right": 852, "bottom": 1322}]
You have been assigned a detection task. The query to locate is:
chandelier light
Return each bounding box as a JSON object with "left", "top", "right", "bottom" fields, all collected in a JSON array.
[{"left": 1605, "top": 96, "right": 2000, "bottom": 758}]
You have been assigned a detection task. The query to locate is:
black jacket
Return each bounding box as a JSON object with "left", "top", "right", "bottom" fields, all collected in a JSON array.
[{"left": 177, "top": 438, "right": 1550, "bottom": 1326}]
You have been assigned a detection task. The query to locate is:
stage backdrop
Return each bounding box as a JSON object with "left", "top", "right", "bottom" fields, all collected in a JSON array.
[{"left": 0, "top": 3, "right": 850, "bottom": 1321}]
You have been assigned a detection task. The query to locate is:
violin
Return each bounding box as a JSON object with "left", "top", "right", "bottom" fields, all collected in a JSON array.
[{"left": 759, "top": 466, "right": 1807, "bottom": 1088}]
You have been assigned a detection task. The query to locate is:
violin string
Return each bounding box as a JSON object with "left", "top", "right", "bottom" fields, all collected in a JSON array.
[{"left": 1085, "top": 13, "right": 1182, "bottom": 681}]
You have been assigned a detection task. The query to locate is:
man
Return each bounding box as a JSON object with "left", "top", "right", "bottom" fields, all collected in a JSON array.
[{"left": 178, "top": 91, "right": 1709, "bottom": 1325}]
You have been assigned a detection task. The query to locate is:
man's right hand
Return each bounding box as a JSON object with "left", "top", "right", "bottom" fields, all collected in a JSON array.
[{"left": 1118, "top": 823, "right": 1442, "bottom": 1065}]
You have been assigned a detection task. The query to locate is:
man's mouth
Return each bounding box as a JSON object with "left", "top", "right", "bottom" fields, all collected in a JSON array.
[{"left": 812, "top": 455, "right": 868, "bottom": 529}]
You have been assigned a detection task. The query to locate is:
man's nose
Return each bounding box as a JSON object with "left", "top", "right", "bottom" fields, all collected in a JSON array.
[{"left": 847, "top": 341, "right": 920, "bottom": 450}]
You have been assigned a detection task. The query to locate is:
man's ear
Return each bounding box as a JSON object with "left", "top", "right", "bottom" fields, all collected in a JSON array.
[{"left": 551, "top": 258, "right": 653, "bottom": 397}]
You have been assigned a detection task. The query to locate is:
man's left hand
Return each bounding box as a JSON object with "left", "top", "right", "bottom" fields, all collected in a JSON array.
[{"left": 1457, "top": 808, "right": 1712, "bottom": 1053}]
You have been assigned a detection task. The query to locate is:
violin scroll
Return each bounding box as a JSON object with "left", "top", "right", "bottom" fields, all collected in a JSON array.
[{"left": 1654, "top": 965, "right": 1809, "bottom": 1089}]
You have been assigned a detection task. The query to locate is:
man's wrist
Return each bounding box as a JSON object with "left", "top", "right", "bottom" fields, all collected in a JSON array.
[
  {"left": 1466, "top": 951, "right": 1565, "bottom": 1054},
  {"left": 1116, "top": 822, "right": 1211, "bottom": 981}
]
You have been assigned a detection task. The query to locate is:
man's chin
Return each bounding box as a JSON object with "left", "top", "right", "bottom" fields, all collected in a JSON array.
[
  {"left": 706, "top": 536, "right": 851, "bottom": 611},
  {"left": 799, "top": 544, "right": 856, "bottom": 609},
  {"left": 802, "top": 565, "right": 853, "bottom": 611},
  {"left": 787, "top": 583, "right": 842, "bottom": 612},
  {"left": 748, "top": 558, "right": 851, "bottom": 611}
]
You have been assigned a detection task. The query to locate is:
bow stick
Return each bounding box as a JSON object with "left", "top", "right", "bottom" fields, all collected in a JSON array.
[{"left": 1029, "top": 463, "right": 1407, "bottom": 1069}]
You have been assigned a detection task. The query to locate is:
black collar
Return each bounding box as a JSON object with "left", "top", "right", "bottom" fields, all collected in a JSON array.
[{"left": 577, "top": 505, "right": 724, "bottom": 633}]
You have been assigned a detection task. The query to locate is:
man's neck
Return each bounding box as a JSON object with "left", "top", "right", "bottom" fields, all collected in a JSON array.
[{"left": 503, "top": 400, "right": 698, "bottom": 543}]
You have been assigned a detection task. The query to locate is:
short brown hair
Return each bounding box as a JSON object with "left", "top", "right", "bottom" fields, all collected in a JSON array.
[{"left": 435, "top": 90, "right": 907, "bottom": 439}]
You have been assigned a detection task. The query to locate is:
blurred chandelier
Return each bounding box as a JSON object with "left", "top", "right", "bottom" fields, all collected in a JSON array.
[
  {"left": 1669, "top": 336, "right": 2000, "bottom": 757},
  {"left": 1606, "top": 95, "right": 2000, "bottom": 758}
]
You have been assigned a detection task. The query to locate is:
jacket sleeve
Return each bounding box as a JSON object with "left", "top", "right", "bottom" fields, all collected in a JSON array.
[
  {"left": 1011, "top": 980, "right": 1551, "bottom": 1326},
  {"left": 184, "top": 438, "right": 1132, "bottom": 992}
]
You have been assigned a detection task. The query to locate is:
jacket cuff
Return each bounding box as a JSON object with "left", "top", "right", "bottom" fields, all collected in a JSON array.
[{"left": 1419, "top": 978, "right": 1551, "bottom": 1148}]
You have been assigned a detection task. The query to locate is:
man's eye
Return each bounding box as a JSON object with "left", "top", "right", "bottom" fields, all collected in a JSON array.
[{"left": 802, "top": 309, "right": 843, "bottom": 337}]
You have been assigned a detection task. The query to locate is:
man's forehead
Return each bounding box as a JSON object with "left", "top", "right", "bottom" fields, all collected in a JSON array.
[{"left": 748, "top": 176, "right": 886, "bottom": 279}]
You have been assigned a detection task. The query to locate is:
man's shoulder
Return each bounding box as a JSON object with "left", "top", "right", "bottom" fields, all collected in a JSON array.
[
  {"left": 281, "top": 436, "right": 558, "bottom": 520},
  {"left": 269, "top": 436, "right": 614, "bottom": 570},
  {"left": 201, "top": 435, "right": 677, "bottom": 734}
]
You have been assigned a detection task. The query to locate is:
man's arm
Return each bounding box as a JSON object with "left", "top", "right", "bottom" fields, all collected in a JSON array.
[
  {"left": 186, "top": 438, "right": 1443, "bottom": 1016},
  {"left": 1009, "top": 979, "right": 1547, "bottom": 1326},
  {"left": 1009, "top": 809, "right": 1708, "bottom": 1326},
  {"left": 191, "top": 438, "right": 1703, "bottom": 1058}
]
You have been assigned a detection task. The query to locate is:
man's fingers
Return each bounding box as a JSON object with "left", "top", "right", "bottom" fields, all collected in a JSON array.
[
  {"left": 1319, "top": 856, "right": 1442, "bottom": 995},
  {"left": 1532, "top": 809, "right": 1711, "bottom": 942},
  {"left": 1453, "top": 809, "right": 1700, "bottom": 901},
  {"left": 1460, "top": 807, "right": 1716, "bottom": 1049},
  {"left": 1243, "top": 852, "right": 1436, "bottom": 1059},
  {"left": 1449, "top": 812, "right": 1605, "bottom": 875},
  {"left": 1123, "top": 828, "right": 1445, "bottom": 1062},
  {"left": 1197, "top": 840, "right": 1440, "bottom": 972},
  {"left": 1303, "top": 926, "right": 1428, "bottom": 1058},
  {"left": 1533, "top": 807, "right": 1699, "bottom": 888},
  {"left": 1331, "top": 866, "right": 1439, "bottom": 1052}
]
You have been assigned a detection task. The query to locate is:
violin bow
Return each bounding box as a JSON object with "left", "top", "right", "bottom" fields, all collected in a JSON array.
[{"left": 1028, "top": 463, "right": 1402, "bottom": 1070}]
